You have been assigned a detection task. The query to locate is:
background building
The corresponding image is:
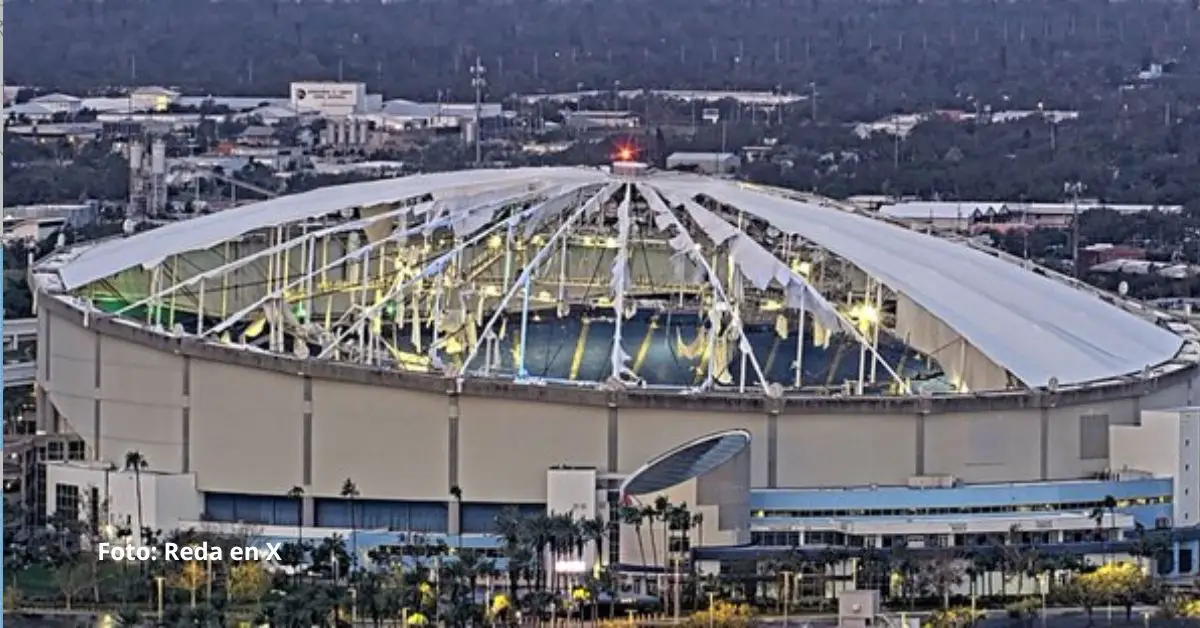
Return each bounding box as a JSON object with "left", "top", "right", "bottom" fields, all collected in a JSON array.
[
  {"left": 290, "top": 81, "right": 376, "bottom": 117},
  {"left": 665, "top": 152, "right": 742, "bottom": 175}
]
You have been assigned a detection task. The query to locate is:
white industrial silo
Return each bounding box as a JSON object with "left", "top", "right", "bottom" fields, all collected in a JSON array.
[
  {"left": 150, "top": 139, "right": 167, "bottom": 174},
  {"left": 461, "top": 118, "right": 477, "bottom": 145},
  {"left": 129, "top": 141, "right": 145, "bottom": 172}
]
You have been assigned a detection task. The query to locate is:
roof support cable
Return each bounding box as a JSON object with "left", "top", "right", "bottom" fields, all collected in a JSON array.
[
  {"left": 636, "top": 182, "right": 769, "bottom": 395},
  {"left": 112, "top": 200, "right": 435, "bottom": 320},
  {"left": 459, "top": 183, "right": 623, "bottom": 384},
  {"left": 317, "top": 185, "right": 609, "bottom": 362}
]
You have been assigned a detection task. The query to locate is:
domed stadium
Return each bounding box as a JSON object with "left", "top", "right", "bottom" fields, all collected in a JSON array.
[{"left": 28, "top": 164, "right": 1200, "bottom": 537}]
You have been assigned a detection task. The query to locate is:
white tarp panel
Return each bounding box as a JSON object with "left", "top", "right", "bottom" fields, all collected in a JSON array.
[
  {"left": 58, "top": 167, "right": 606, "bottom": 290},
  {"left": 610, "top": 188, "right": 634, "bottom": 379},
  {"left": 449, "top": 185, "right": 564, "bottom": 238},
  {"left": 683, "top": 202, "right": 740, "bottom": 245},
  {"left": 522, "top": 185, "right": 600, "bottom": 237},
  {"left": 660, "top": 180, "right": 1183, "bottom": 386},
  {"left": 663, "top": 193, "right": 846, "bottom": 334}
]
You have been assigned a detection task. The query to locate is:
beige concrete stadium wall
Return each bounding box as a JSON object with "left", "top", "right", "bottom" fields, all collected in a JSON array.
[{"left": 35, "top": 295, "right": 1200, "bottom": 520}]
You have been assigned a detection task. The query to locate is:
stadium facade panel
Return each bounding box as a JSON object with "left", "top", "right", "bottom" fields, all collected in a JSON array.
[{"left": 34, "top": 294, "right": 1199, "bottom": 510}]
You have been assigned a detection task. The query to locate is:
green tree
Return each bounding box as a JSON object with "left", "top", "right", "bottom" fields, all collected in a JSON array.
[
  {"left": 340, "top": 478, "right": 361, "bottom": 571},
  {"left": 287, "top": 485, "right": 305, "bottom": 546},
  {"left": 123, "top": 451, "right": 149, "bottom": 546}
]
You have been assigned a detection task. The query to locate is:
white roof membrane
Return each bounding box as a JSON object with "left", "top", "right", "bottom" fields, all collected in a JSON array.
[
  {"left": 657, "top": 180, "right": 1183, "bottom": 386},
  {"left": 57, "top": 168, "right": 606, "bottom": 290}
]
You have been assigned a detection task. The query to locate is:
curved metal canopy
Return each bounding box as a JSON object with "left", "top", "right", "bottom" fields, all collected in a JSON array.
[{"left": 621, "top": 430, "right": 752, "bottom": 497}]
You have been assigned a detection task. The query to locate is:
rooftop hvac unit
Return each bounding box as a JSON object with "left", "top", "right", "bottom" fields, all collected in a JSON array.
[
  {"left": 907, "top": 474, "right": 959, "bottom": 489},
  {"left": 611, "top": 161, "right": 648, "bottom": 177}
]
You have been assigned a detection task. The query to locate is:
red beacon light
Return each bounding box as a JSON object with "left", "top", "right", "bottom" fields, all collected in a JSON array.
[{"left": 611, "top": 143, "right": 646, "bottom": 176}]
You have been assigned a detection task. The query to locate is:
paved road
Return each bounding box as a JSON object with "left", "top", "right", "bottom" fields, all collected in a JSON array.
[
  {"left": 759, "top": 605, "right": 1163, "bottom": 627},
  {"left": 2, "top": 605, "right": 1171, "bottom": 627}
]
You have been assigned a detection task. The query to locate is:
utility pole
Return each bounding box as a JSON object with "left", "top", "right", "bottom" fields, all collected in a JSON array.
[
  {"left": 470, "top": 56, "right": 487, "bottom": 167},
  {"left": 809, "top": 82, "right": 817, "bottom": 122},
  {"left": 672, "top": 557, "right": 682, "bottom": 624},
  {"left": 1065, "top": 180, "right": 1086, "bottom": 277},
  {"left": 893, "top": 120, "right": 901, "bottom": 169}
]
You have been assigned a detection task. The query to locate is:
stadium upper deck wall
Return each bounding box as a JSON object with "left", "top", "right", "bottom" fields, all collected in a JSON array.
[{"left": 35, "top": 294, "right": 1200, "bottom": 505}]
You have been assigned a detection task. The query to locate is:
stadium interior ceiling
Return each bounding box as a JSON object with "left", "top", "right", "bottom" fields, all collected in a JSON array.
[{"left": 52, "top": 166, "right": 1187, "bottom": 397}]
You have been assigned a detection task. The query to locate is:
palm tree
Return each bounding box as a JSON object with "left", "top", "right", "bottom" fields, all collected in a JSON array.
[
  {"left": 1002, "top": 524, "right": 1032, "bottom": 596},
  {"left": 449, "top": 485, "right": 463, "bottom": 552},
  {"left": 653, "top": 495, "right": 671, "bottom": 564},
  {"left": 618, "top": 505, "right": 647, "bottom": 570},
  {"left": 1089, "top": 494, "right": 1119, "bottom": 564},
  {"left": 640, "top": 504, "right": 659, "bottom": 567},
  {"left": 668, "top": 503, "right": 692, "bottom": 552},
  {"left": 923, "top": 552, "right": 966, "bottom": 609},
  {"left": 287, "top": 486, "right": 305, "bottom": 544},
  {"left": 123, "top": 451, "right": 148, "bottom": 546},
  {"left": 547, "top": 512, "right": 581, "bottom": 594},
  {"left": 521, "top": 513, "right": 555, "bottom": 592},
  {"left": 457, "top": 549, "right": 497, "bottom": 611},
  {"left": 340, "top": 478, "right": 360, "bottom": 571},
  {"left": 1129, "top": 522, "right": 1169, "bottom": 571},
  {"left": 691, "top": 512, "right": 705, "bottom": 550},
  {"left": 580, "top": 515, "right": 607, "bottom": 566}
]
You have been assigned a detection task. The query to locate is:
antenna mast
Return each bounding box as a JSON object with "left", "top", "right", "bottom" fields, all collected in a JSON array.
[{"left": 470, "top": 57, "right": 487, "bottom": 167}]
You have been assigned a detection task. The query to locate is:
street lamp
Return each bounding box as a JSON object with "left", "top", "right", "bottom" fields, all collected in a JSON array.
[
  {"left": 780, "top": 571, "right": 794, "bottom": 627},
  {"left": 707, "top": 591, "right": 716, "bottom": 628},
  {"left": 672, "top": 556, "right": 683, "bottom": 625},
  {"left": 155, "top": 575, "right": 165, "bottom": 619},
  {"left": 1037, "top": 573, "right": 1049, "bottom": 628}
]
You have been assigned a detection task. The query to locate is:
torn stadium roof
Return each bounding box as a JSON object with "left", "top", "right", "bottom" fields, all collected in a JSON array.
[
  {"left": 653, "top": 178, "right": 1183, "bottom": 387},
  {"left": 52, "top": 167, "right": 1185, "bottom": 389}
]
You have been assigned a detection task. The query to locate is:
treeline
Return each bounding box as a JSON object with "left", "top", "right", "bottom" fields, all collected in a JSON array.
[{"left": 8, "top": 0, "right": 1200, "bottom": 120}]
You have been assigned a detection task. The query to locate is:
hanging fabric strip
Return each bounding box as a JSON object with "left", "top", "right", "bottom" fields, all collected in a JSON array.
[
  {"left": 662, "top": 192, "right": 848, "bottom": 334},
  {"left": 610, "top": 185, "right": 634, "bottom": 379},
  {"left": 523, "top": 184, "right": 601, "bottom": 238}
]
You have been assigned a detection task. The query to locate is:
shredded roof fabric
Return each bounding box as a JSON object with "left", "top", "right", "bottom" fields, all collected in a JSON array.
[
  {"left": 654, "top": 179, "right": 1183, "bottom": 386},
  {"left": 57, "top": 167, "right": 606, "bottom": 290},
  {"left": 55, "top": 167, "right": 1185, "bottom": 387}
]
